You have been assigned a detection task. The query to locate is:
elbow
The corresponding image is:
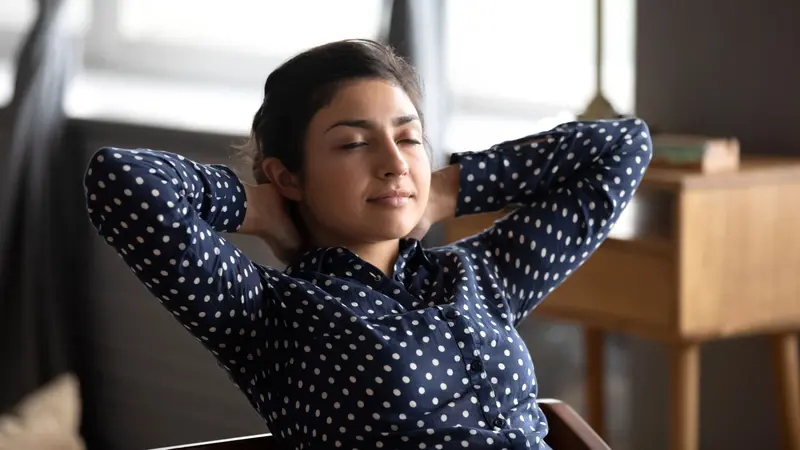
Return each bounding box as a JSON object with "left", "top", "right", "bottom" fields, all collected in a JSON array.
[
  {"left": 636, "top": 119, "right": 654, "bottom": 167},
  {"left": 84, "top": 147, "right": 125, "bottom": 231},
  {"left": 621, "top": 117, "right": 654, "bottom": 167},
  {"left": 84, "top": 146, "right": 146, "bottom": 194},
  {"left": 624, "top": 116, "right": 652, "bottom": 138},
  {"left": 85, "top": 147, "right": 120, "bottom": 186},
  {"left": 84, "top": 149, "right": 104, "bottom": 230},
  {"left": 84, "top": 148, "right": 113, "bottom": 200}
]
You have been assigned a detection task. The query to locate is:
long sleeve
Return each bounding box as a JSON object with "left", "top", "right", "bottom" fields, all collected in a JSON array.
[
  {"left": 84, "top": 147, "right": 271, "bottom": 364},
  {"left": 449, "top": 117, "right": 652, "bottom": 325}
]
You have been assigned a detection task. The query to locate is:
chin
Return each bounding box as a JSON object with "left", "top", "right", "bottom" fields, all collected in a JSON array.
[
  {"left": 376, "top": 224, "right": 416, "bottom": 240},
  {"left": 363, "top": 215, "right": 418, "bottom": 241}
]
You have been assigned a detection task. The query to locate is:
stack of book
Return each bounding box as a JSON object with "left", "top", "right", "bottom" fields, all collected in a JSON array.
[{"left": 650, "top": 134, "right": 740, "bottom": 174}]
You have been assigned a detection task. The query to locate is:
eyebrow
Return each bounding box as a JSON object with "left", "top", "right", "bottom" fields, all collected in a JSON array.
[{"left": 325, "top": 114, "right": 420, "bottom": 133}]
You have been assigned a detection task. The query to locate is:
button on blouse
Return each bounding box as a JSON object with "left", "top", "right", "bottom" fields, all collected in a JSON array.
[{"left": 84, "top": 118, "right": 652, "bottom": 449}]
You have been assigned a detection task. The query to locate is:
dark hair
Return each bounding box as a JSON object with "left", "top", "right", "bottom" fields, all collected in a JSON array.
[{"left": 244, "top": 39, "right": 424, "bottom": 184}]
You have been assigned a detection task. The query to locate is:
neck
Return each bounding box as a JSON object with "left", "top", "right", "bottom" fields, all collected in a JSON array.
[
  {"left": 308, "top": 229, "right": 400, "bottom": 275},
  {"left": 344, "top": 239, "right": 401, "bottom": 276},
  {"left": 300, "top": 210, "right": 401, "bottom": 276}
]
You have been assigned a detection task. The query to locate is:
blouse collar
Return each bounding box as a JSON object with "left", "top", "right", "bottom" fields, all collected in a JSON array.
[{"left": 285, "top": 238, "right": 429, "bottom": 287}]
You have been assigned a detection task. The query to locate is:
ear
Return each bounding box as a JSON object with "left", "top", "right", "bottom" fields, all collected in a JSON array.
[{"left": 262, "top": 158, "right": 303, "bottom": 201}]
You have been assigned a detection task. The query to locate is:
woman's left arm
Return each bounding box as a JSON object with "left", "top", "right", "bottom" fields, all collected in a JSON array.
[{"left": 429, "top": 117, "right": 652, "bottom": 325}]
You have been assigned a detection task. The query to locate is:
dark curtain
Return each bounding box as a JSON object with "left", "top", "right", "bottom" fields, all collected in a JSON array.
[
  {"left": 386, "top": 0, "right": 449, "bottom": 246},
  {"left": 0, "top": 0, "right": 93, "bottom": 439}
]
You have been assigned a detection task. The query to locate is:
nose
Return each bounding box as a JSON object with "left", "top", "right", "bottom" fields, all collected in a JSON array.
[{"left": 376, "top": 140, "right": 409, "bottom": 179}]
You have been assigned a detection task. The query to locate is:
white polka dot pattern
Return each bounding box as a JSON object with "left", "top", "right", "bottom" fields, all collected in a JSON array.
[
  {"left": 449, "top": 118, "right": 652, "bottom": 326},
  {"left": 84, "top": 118, "right": 651, "bottom": 450}
]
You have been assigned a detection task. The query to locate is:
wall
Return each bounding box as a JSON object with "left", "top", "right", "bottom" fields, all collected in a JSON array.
[
  {"left": 636, "top": 0, "right": 800, "bottom": 154},
  {"left": 632, "top": 0, "right": 800, "bottom": 448}
]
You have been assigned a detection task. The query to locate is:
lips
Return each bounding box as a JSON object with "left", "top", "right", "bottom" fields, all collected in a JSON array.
[
  {"left": 368, "top": 189, "right": 413, "bottom": 201},
  {"left": 367, "top": 189, "right": 414, "bottom": 207}
]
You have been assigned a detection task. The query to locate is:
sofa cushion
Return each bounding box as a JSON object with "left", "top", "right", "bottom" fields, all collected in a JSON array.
[{"left": 0, "top": 373, "right": 85, "bottom": 450}]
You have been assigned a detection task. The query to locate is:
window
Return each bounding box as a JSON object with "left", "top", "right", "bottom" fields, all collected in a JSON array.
[
  {"left": 0, "top": 0, "right": 90, "bottom": 51},
  {"left": 1, "top": 0, "right": 386, "bottom": 131},
  {"left": 0, "top": 0, "right": 90, "bottom": 105},
  {"left": 1, "top": 0, "right": 636, "bottom": 143},
  {"left": 443, "top": 0, "right": 636, "bottom": 151},
  {"left": 118, "top": 1, "right": 384, "bottom": 57},
  {"left": 83, "top": 0, "right": 386, "bottom": 87}
]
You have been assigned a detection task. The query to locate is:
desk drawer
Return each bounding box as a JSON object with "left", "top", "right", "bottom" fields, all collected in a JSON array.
[{"left": 538, "top": 239, "right": 678, "bottom": 340}]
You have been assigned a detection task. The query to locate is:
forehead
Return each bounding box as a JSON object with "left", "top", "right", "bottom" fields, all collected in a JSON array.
[{"left": 313, "top": 79, "right": 419, "bottom": 126}]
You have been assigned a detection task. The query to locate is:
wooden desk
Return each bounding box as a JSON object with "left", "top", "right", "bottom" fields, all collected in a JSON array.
[{"left": 444, "top": 157, "right": 800, "bottom": 450}]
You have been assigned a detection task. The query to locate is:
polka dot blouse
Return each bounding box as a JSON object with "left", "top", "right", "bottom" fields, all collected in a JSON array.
[{"left": 84, "top": 118, "right": 652, "bottom": 449}]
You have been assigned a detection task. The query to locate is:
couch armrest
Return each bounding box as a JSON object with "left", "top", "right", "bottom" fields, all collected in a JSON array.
[{"left": 539, "top": 399, "right": 611, "bottom": 450}]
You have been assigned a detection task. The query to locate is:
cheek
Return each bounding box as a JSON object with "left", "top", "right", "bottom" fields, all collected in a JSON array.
[
  {"left": 302, "top": 165, "right": 364, "bottom": 217},
  {"left": 410, "top": 158, "right": 432, "bottom": 200},
  {"left": 305, "top": 150, "right": 370, "bottom": 180},
  {"left": 304, "top": 153, "right": 357, "bottom": 191}
]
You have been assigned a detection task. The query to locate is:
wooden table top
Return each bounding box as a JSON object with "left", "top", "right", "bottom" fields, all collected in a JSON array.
[{"left": 644, "top": 156, "right": 800, "bottom": 191}]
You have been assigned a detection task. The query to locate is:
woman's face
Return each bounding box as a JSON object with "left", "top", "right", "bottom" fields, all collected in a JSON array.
[{"left": 299, "top": 79, "right": 431, "bottom": 247}]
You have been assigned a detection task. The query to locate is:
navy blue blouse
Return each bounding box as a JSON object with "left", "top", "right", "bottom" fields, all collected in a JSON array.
[{"left": 84, "top": 118, "right": 652, "bottom": 449}]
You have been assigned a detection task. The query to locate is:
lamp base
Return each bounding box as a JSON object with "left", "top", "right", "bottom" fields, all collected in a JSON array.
[{"left": 578, "top": 93, "right": 621, "bottom": 121}]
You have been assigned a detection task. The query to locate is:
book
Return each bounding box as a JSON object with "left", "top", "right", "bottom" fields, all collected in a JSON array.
[{"left": 650, "top": 134, "right": 740, "bottom": 174}]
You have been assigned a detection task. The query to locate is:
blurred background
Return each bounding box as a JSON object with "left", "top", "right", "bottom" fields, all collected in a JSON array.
[{"left": 0, "top": 0, "right": 798, "bottom": 449}]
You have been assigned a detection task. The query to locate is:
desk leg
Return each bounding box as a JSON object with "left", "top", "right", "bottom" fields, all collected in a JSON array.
[
  {"left": 772, "top": 333, "right": 800, "bottom": 450},
  {"left": 669, "top": 342, "right": 700, "bottom": 450},
  {"left": 584, "top": 328, "right": 605, "bottom": 438}
]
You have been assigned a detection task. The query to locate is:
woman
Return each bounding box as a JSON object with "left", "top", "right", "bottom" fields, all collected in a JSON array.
[{"left": 85, "top": 39, "right": 652, "bottom": 449}]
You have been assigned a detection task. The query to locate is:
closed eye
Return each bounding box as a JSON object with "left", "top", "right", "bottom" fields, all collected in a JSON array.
[
  {"left": 341, "top": 141, "right": 368, "bottom": 150},
  {"left": 399, "top": 139, "right": 422, "bottom": 146},
  {"left": 341, "top": 139, "right": 421, "bottom": 150}
]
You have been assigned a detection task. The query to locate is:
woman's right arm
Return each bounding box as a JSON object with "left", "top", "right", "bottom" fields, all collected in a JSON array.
[{"left": 84, "top": 147, "right": 274, "bottom": 362}]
